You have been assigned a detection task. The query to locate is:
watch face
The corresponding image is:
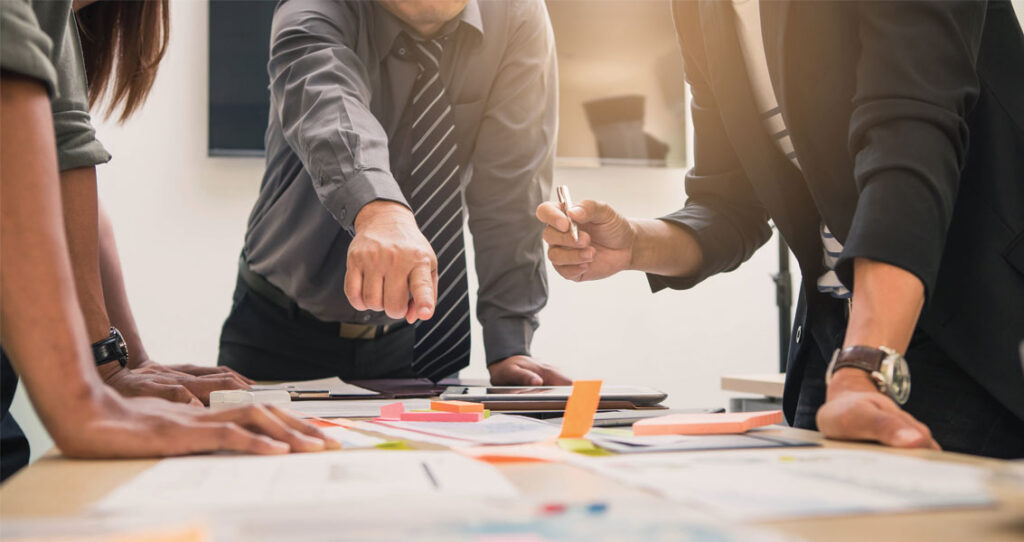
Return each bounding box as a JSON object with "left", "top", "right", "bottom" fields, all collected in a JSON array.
[{"left": 887, "top": 354, "right": 911, "bottom": 405}]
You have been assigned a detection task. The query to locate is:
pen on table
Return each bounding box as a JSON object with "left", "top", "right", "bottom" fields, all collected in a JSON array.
[{"left": 556, "top": 185, "right": 579, "bottom": 242}]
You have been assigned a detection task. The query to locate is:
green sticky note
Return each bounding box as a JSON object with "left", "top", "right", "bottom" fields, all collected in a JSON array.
[{"left": 556, "top": 438, "right": 613, "bottom": 456}]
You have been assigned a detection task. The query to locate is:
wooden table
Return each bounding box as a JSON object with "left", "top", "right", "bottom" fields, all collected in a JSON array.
[{"left": 1, "top": 427, "right": 1022, "bottom": 542}]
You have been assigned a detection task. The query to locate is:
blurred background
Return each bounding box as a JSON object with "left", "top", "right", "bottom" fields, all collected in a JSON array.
[{"left": 12, "top": 0, "right": 1022, "bottom": 461}]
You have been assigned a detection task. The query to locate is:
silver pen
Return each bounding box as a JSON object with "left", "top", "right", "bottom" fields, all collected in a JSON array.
[{"left": 556, "top": 185, "right": 579, "bottom": 242}]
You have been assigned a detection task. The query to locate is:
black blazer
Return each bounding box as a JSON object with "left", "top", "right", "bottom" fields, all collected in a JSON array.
[{"left": 651, "top": 1, "right": 1024, "bottom": 422}]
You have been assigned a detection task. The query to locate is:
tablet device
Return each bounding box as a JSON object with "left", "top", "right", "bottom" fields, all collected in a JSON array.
[{"left": 440, "top": 385, "right": 668, "bottom": 406}]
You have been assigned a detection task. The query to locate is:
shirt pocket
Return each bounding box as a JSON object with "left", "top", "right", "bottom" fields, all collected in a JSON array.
[{"left": 451, "top": 98, "right": 486, "bottom": 166}]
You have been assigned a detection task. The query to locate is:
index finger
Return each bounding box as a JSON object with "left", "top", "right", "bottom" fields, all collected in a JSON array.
[
  {"left": 536, "top": 201, "right": 571, "bottom": 232},
  {"left": 407, "top": 264, "right": 436, "bottom": 322},
  {"left": 266, "top": 404, "right": 341, "bottom": 450}
]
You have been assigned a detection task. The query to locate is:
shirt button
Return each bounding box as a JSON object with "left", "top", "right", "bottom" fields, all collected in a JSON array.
[
  {"left": 795, "top": 325, "right": 803, "bottom": 344},
  {"left": 398, "top": 48, "right": 406, "bottom": 56},
  {"left": 363, "top": 314, "right": 371, "bottom": 322}
]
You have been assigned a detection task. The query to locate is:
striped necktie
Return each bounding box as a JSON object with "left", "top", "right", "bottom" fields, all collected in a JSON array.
[{"left": 396, "top": 34, "right": 471, "bottom": 382}]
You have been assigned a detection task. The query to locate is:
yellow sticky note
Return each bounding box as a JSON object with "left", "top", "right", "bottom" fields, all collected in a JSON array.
[{"left": 558, "top": 380, "right": 602, "bottom": 438}]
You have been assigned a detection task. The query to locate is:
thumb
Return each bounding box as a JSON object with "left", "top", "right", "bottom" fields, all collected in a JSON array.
[
  {"left": 571, "top": 200, "right": 617, "bottom": 226},
  {"left": 500, "top": 364, "right": 544, "bottom": 386},
  {"left": 407, "top": 264, "right": 436, "bottom": 323},
  {"left": 856, "top": 399, "right": 937, "bottom": 449}
]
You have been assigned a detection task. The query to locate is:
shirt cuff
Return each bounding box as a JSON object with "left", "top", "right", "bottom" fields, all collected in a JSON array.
[
  {"left": 483, "top": 316, "right": 536, "bottom": 365},
  {"left": 321, "top": 169, "right": 410, "bottom": 234},
  {"left": 53, "top": 110, "right": 111, "bottom": 171}
]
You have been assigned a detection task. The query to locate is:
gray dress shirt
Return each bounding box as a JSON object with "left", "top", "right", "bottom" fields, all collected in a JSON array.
[{"left": 243, "top": 0, "right": 557, "bottom": 364}]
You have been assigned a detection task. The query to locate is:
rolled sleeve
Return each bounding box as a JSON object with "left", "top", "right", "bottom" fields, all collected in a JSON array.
[
  {"left": 0, "top": 0, "right": 58, "bottom": 95},
  {"left": 482, "top": 316, "right": 535, "bottom": 364},
  {"left": 645, "top": 3, "right": 772, "bottom": 293},
  {"left": 647, "top": 186, "right": 770, "bottom": 292},
  {"left": 269, "top": 0, "right": 408, "bottom": 233},
  {"left": 51, "top": 10, "right": 110, "bottom": 171},
  {"left": 835, "top": 2, "right": 985, "bottom": 300},
  {"left": 465, "top": 0, "right": 557, "bottom": 365}
]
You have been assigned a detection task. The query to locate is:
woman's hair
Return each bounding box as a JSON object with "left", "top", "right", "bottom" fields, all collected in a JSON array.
[{"left": 76, "top": 1, "right": 170, "bottom": 122}]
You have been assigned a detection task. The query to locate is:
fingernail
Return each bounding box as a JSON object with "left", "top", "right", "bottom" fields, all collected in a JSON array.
[
  {"left": 303, "top": 436, "right": 327, "bottom": 451},
  {"left": 894, "top": 428, "right": 922, "bottom": 445},
  {"left": 420, "top": 307, "right": 432, "bottom": 318}
]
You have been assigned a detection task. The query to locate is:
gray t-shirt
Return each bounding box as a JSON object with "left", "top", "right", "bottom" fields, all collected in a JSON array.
[{"left": 0, "top": 0, "right": 111, "bottom": 171}]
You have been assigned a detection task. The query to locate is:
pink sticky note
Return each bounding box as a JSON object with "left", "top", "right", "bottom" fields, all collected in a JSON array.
[
  {"left": 399, "top": 411, "right": 484, "bottom": 422},
  {"left": 379, "top": 402, "right": 405, "bottom": 420},
  {"left": 633, "top": 410, "right": 784, "bottom": 436}
]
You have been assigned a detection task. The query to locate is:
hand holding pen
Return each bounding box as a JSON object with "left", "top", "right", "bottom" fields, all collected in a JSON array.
[{"left": 535, "top": 186, "right": 637, "bottom": 282}]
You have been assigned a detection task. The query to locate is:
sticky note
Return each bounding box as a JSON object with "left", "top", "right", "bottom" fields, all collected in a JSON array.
[
  {"left": 556, "top": 438, "right": 612, "bottom": 456},
  {"left": 431, "top": 400, "right": 485, "bottom": 413},
  {"left": 379, "top": 402, "right": 405, "bottom": 420},
  {"left": 632, "top": 410, "right": 784, "bottom": 436},
  {"left": 558, "top": 380, "right": 602, "bottom": 438},
  {"left": 399, "top": 411, "right": 485, "bottom": 422}
]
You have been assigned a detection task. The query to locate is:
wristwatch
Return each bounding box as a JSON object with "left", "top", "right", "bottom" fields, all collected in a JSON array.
[
  {"left": 92, "top": 327, "right": 129, "bottom": 368},
  {"left": 826, "top": 345, "right": 911, "bottom": 405}
]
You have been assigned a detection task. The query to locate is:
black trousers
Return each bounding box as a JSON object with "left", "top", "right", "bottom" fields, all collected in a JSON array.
[
  {"left": 792, "top": 328, "right": 1024, "bottom": 459},
  {"left": 218, "top": 277, "right": 419, "bottom": 381},
  {"left": 0, "top": 348, "right": 30, "bottom": 483}
]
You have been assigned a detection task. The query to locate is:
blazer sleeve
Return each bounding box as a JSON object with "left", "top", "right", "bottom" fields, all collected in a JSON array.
[
  {"left": 836, "top": 1, "right": 986, "bottom": 299},
  {"left": 648, "top": 1, "right": 772, "bottom": 292}
]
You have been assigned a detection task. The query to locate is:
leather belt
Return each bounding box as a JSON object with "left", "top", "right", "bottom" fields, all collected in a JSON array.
[{"left": 237, "top": 256, "right": 402, "bottom": 340}]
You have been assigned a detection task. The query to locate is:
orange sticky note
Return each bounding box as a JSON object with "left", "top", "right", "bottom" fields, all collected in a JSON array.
[
  {"left": 379, "top": 402, "right": 405, "bottom": 420},
  {"left": 632, "top": 410, "right": 784, "bottom": 436},
  {"left": 430, "top": 400, "right": 485, "bottom": 413},
  {"left": 558, "top": 380, "right": 602, "bottom": 438}
]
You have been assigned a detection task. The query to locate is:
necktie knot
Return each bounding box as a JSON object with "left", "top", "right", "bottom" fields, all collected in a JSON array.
[{"left": 398, "top": 32, "right": 444, "bottom": 71}]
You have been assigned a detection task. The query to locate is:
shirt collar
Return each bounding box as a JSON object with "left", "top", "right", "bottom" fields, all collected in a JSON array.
[{"left": 373, "top": 0, "right": 484, "bottom": 63}]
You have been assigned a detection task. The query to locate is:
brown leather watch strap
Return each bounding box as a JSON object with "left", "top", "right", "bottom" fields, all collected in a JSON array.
[{"left": 833, "top": 346, "right": 886, "bottom": 374}]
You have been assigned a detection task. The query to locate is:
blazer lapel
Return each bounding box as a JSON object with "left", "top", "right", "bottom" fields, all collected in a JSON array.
[{"left": 697, "top": 0, "right": 823, "bottom": 276}]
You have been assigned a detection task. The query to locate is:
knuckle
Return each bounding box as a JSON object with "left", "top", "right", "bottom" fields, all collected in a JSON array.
[{"left": 217, "top": 422, "right": 240, "bottom": 443}]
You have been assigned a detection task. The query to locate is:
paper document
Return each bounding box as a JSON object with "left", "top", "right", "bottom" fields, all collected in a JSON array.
[
  {"left": 587, "top": 429, "right": 817, "bottom": 453},
  {"left": 319, "top": 426, "right": 387, "bottom": 448},
  {"left": 578, "top": 449, "right": 993, "bottom": 520},
  {"left": 251, "top": 377, "right": 378, "bottom": 397},
  {"left": 288, "top": 399, "right": 433, "bottom": 419},
  {"left": 372, "top": 414, "right": 561, "bottom": 445},
  {"left": 94, "top": 451, "right": 518, "bottom": 513}
]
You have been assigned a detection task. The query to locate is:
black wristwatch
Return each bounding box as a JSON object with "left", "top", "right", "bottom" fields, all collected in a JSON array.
[{"left": 92, "top": 327, "right": 129, "bottom": 368}]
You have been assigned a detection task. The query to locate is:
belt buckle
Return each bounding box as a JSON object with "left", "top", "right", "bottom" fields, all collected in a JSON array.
[{"left": 340, "top": 323, "right": 377, "bottom": 340}]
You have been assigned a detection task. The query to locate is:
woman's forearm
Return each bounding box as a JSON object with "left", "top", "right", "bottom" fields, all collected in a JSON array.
[
  {"left": 60, "top": 166, "right": 112, "bottom": 344},
  {"left": 0, "top": 75, "right": 107, "bottom": 432},
  {"left": 97, "top": 201, "right": 150, "bottom": 365}
]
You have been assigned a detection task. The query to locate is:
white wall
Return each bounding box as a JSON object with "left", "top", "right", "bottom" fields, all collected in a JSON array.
[{"left": 20, "top": 0, "right": 1021, "bottom": 462}]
